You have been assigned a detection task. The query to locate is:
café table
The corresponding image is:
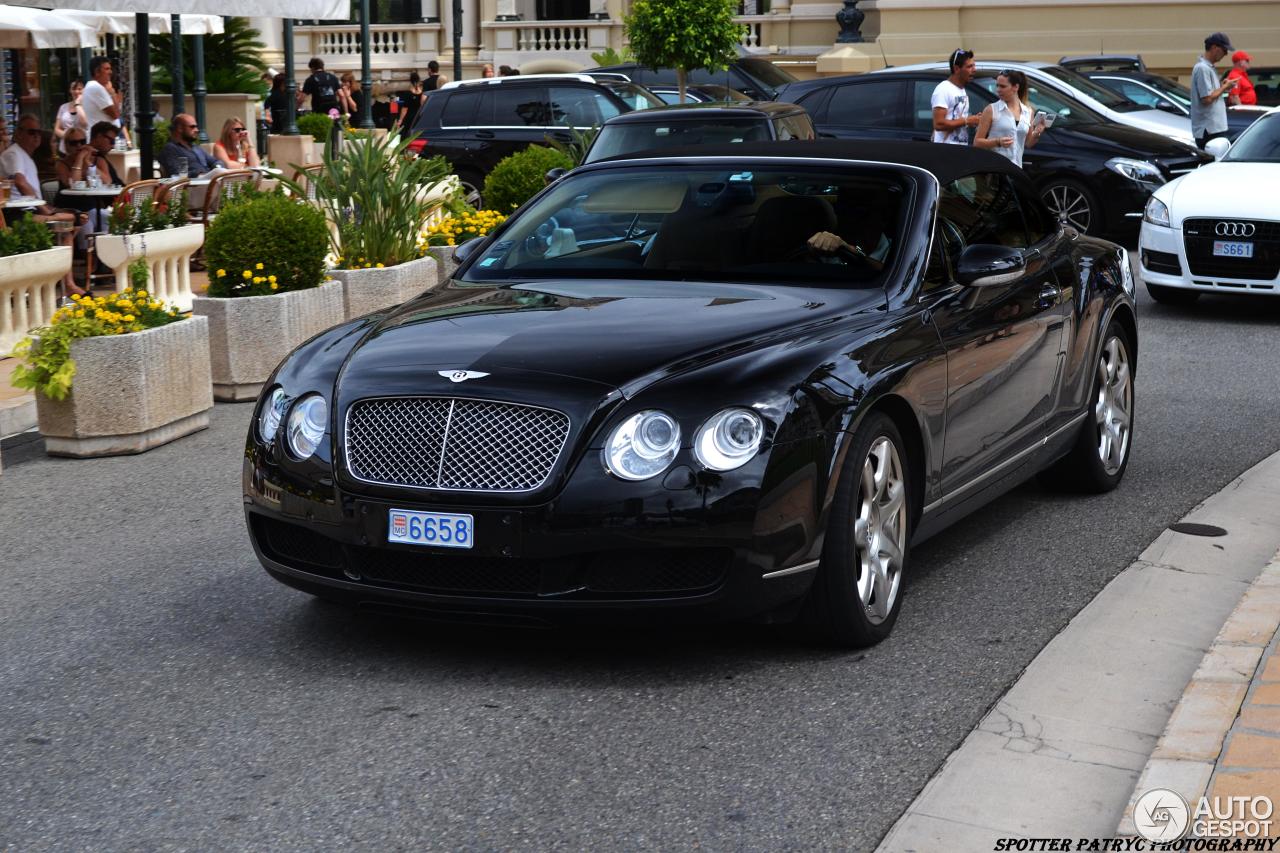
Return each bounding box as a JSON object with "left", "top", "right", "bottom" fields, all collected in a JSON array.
[
  {"left": 3, "top": 195, "right": 42, "bottom": 209},
  {"left": 59, "top": 185, "right": 125, "bottom": 210}
]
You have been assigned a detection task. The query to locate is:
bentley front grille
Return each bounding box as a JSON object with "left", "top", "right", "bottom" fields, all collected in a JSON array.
[{"left": 345, "top": 397, "right": 571, "bottom": 492}]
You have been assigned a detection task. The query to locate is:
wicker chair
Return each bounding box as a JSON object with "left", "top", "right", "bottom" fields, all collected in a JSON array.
[
  {"left": 113, "top": 179, "right": 166, "bottom": 209},
  {"left": 189, "top": 169, "right": 260, "bottom": 229},
  {"left": 291, "top": 163, "right": 325, "bottom": 203}
]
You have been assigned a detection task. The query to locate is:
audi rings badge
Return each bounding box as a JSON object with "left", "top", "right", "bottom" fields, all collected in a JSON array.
[{"left": 1215, "top": 221, "right": 1257, "bottom": 238}]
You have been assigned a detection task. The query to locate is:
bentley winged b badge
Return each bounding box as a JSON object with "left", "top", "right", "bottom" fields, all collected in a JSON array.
[{"left": 439, "top": 370, "right": 490, "bottom": 383}]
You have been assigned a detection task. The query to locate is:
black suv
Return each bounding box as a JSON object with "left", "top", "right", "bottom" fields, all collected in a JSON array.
[
  {"left": 582, "top": 102, "right": 814, "bottom": 164},
  {"left": 406, "top": 74, "right": 638, "bottom": 206},
  {"left": 775, "top": 69, "right": 1212, "bottom": 238},
  {"left": 590, "top": 57, "right": 798, "bottom": 102}
]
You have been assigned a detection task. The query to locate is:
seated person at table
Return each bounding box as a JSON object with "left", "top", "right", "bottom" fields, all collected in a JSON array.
[
  {"left": 1, "top": 115, "right": 89, "bottom": 294},
  {"left": 211, "top": 117, "right": 259, "bottom": 169},
  {"left": 158, "top": 113, "right": 225, "bottom": 178},
  {"left": 57, "top": 121, "right": 122, "bottom": 191}
]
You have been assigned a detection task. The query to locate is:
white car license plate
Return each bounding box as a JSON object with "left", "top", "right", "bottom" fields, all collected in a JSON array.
[
  {"left": 1213, "top": 240, "right": 1254, "bottom": 258},
  {"left": 388, "top": 509, "right": 474, "bottom": 549}
]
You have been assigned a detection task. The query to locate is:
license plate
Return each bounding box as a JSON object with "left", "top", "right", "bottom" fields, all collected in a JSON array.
[
  {"left": 388, "top": 509, "right": 474, "bottom": 549},
  {"left": 1213, "top": 240, "right": 1254, "bottom": 258}
]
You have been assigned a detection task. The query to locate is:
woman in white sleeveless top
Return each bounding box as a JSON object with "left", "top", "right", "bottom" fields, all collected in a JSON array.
[{"left": 974, "top": 70, "right": 1046, "bottom": 167}]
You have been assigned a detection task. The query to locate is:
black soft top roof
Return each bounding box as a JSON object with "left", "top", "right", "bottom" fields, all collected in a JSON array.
[
  {"left": 595, "top": 139, "right": 1023, "bottom": 185},
  {"left": 604, "top": 101, "right": 802, "bottom": 123}
]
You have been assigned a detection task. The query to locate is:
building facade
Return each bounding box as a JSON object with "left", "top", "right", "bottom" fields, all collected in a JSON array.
[{"left": 251, "top": 0, "right": 1279, "bottom": 87}]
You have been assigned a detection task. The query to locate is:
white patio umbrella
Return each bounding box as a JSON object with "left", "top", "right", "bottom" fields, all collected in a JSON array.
[
  {"left": 8, "top": 0, "right": 348, "bottom": 16},
  {"left": 57, "top": 11, "right": 225, "bottom": 36},
  {"left": 0, "top": 4, "right": 97, "bottom": 49}
]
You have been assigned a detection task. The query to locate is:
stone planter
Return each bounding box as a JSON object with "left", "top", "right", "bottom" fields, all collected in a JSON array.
[
  {"left": 423, "top": 246, "right": 459, "bottom": 289},
  {"left": 94, "top": 224, "right": 205, "bottom": 313},
  {"left": 192, "top": 282, "right": 343, "bottom": 402},
  {"left": 328, "top": 254, "right": 438, "bottom": 320},
  {"left": 35, "top": 316, "right": 214, "bottom": 458},
  {"left": 0, "top": 246, "right": 69, "bottom": 356}
]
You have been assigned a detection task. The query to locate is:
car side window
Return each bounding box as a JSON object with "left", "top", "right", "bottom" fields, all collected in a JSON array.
[
  {"left": 774, "top": 114, "right": 814, "bottom": 140},
  {"left": 440, "top": 91, "right": 481, "bottom": 127},
  {"left": 923, "top": 224, "right": 957, "bottom": 292},
  {"left": 549, "top": 87, "right": 621, "bottom": 128},
  {"left": 491, "top": 87, "right": 552, "bottom": 126},
  {"left": 1010, "top": 180, "right": 1056, "bottom": 245},
  {"left": 826, "top": 81, "right": 907, "bottom": 128},
  {"left": 938, "top": 173, "right": 1030, "bottom": 250}
]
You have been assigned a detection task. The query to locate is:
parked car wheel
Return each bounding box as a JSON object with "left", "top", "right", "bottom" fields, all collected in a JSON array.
[
  {"left": 1145, "top": 282, "right": 1201, "bottom": 306},
  {"left": 803, "top": 412, "right": 911, "bottom": 647},
  {"left": 1040, "top": 178, "right": 1100, "bottom": 235},
  {"left": 455, "top": 170, "right": 484, "bottom": 209},
  {"left": 1041, "top": 322, "right": 1135, "bottom": 493}
]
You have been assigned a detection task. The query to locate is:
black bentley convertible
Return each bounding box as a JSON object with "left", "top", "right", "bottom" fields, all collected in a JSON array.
[{"left": 244, "top": 141, "right": 1137, "bottom": 647}]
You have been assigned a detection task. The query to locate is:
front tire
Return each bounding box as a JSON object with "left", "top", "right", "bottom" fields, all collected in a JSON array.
[
  {"left": 1146, "top": 282, "right": 1200, "bottom": 306},
  {"left": 1041, "top": 321, "right": 1135, "bottom": 493},
  {"left": 803, "top": 412, "right": 911, "bottom": 647},
  {"left": 1040, "top": 178, "right": 1099, "bottom": 236}
]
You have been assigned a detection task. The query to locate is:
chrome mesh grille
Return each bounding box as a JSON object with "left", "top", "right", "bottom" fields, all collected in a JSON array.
[{"left": 345, "top": 397, "right": 570, "bottom": 492}]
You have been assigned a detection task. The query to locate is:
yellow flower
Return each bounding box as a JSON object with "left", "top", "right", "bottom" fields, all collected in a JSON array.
[
  {"left": 267, "top": 275, "right": 277, "bottom": 284},
  {"left": 270, "top": 282, "right": 279, "bottom": 290},
  {"left": 123, "top": 314, "right": 135, "bottom": 323},
  {"left": 253, "top": 277, "right": 263, "bottom": 284},
  {"left": 217, "top": 269, "right": 227, "bottom": 278},
  {"left": 74, "top": 309, "right": 85, "bottom": 318},
  {"left": 255, "top": 263, "right": 264, "bottom": 270},
  {"left": 375, "top": 263, "right": 384, "bottom": 269},
  {"left": 136, "top": 290, "right": 147, "bottom": 297},
  {"left": 242, "top": 270, "right": 252, "bottom": 279}
]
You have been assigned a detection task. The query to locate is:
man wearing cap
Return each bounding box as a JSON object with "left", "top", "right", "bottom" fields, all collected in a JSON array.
[
  {"left": 1191, "top": 32, "right": 1239, "bottom": 149},
  {"left": 1227, "top": 50, "right": 1257, "bottom": 105}
]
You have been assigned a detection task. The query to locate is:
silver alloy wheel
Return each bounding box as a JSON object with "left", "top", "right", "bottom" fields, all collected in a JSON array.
[
  {"left": 460, "top": 179, "right": 483, "bottom": 209},
  {"left": 1043, "top": 184, "right": 1092, "bottom": 233},
  {"left": 852, "top": 436, "right": 907, "bottom": 624},
  {"left": 1095, "top": 335, "right": 1133, "bottom": 475}
]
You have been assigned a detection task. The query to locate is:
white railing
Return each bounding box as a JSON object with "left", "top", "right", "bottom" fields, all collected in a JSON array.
[
  {"left": 514, "top": 22, "right": 594, "bottom": 52},
  {"left": 313, "top": 25, "right": 412, "bottom": 56},
  {"left": 736, "top": 16, "right": 767, "bottom": 50}
]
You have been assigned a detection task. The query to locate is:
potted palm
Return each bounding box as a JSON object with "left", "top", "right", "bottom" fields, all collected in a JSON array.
[
  {"left": 0, "top": 213, "right": 69, "bottom": 356},
  {"left": 11, "top": 260, "right": 213, "bottom": 457},
  {"left": 95, "top": 192, "right": 204, "bottom": 312},
  {"left": 285, "top": 132, "right": 452, "bottom": 319},
  {"left": 194, "top": 189, "right": 342, "bottom": 401}
]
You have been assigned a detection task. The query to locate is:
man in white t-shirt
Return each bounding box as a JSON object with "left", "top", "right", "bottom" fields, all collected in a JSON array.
[
  {"left": 82, "top": 56, "right": 123, "bottom": 131},
  {"left": 0, "top": 115, "right": 46, "bottom": 202},
  {"left": 932, "top": 49, "right": 981, "bottom": 145}
]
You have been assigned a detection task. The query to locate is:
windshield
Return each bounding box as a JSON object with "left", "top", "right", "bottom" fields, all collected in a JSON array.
[
  {"left": 585, "top": 119, "right": 773, "bottom": 163},
  {"left": 462, "top": 165, "right": 915, "bottom": 287},
  {"left": 1224, "top": 113, "right": 1280, "bottom": 162},
  {"left": 738, "top": 58, "right": 798, "bottom": 90},
  {"left": 972, "top": 75, "right": 1102, "bottom": 126},
  {"left": 1040, "top": 65, "right": 1142, "bottom": 110},
  {"left": 600, "top": 81, "right": 665, "bottom": 111},
  {"left": 1150, "top": 75, "right": 1192, "bottom": 107}
]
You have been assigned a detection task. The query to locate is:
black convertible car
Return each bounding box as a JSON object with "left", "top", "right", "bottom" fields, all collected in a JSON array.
[{"left": 244, "top": 141, "right": 1137, "bottom": 647}]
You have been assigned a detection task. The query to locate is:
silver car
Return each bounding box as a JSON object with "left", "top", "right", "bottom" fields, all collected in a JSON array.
[{"left": 878, "top": 60, "right": 1195, "bottom": 145}]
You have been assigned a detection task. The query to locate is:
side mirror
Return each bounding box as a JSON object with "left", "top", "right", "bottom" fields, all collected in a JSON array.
[
  {"left": 453, "top": 236, "right": 486, "bottom": 266},
  {"left": 545, "top": 167, "right": 568, "bottom": 185},
  {"left": 1155, "top": 101, "right": 1183, "bottom": 114},
  {"left": 956, "top": 244, "right": 1026, "bottom": 287},
  {"left": 1204, "top": 137, "right": 1231, "bottom": 161}
]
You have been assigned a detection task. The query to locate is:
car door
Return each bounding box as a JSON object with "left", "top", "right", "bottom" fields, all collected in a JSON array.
[
  {"left": 482, "top": 86, "right": 554, "bottom": 170},
  {"left": 547, "top": 85, "right": 625, "bottom": 144},
  {"left": 819, "top": 79, "right": 910, "bottom": 142},
  {"left": 925, "top": 172, "right": 1065, "bottom": 494}
]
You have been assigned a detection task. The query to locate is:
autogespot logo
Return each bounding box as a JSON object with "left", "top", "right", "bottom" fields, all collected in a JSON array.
[
  {"left": 1215, "top": 221, "right": 1256, "bottom": 237},
  {"left": 1134, "top": 788, "right": 1190, "bottom": 842}
]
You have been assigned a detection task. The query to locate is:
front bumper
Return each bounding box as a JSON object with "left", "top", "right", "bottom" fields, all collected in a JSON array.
[
  {"left": 1138, "top": 220, "right": 1280, "bottom": 295},
  {"left": 243, "top": 444, "right": 824, "bottom": 625}
]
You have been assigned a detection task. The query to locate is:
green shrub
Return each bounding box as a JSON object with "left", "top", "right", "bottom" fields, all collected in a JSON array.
[
  {"left": 108, "top": 191, "right": 188, "bottom": 235},
  {"left": 296, "top": 112, "right": 335, "bottom": 142},
  {"left": 282, "top": 135, "right": 451, "bottom": 269},
  {"left": 483, "top": 145, "right": 574, "bottom": 214},
  {"left": 203, "top": 190, "right": 329, "bottom": 297},
  {"left": 0, "top": 213, "right": 54, "bottom": 258}
]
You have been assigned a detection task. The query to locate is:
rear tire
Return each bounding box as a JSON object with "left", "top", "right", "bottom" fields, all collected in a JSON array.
[
  {"left": 802, "top": 412, "right": 911, "bottom": 648},
  {"left": 1146, "top": 282, "right": 1200, "bottom": 306},
  {"left": 1040, "top": 321, "right": 1135, "bottom": 493},
  {"left": 455, "top": 169, "right": 484, "bottom": 209}
]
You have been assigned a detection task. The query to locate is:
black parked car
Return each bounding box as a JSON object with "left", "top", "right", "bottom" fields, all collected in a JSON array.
[
  {"left": 1080, "top": 70, "right": 1266, "bottom": 141},
  {"left": 590, "top": 57, "right": 799, "bottom": 102},
  {"left": 581, "top": 102, "right": 815, "bottom": 165},
  {"left": 244, "top": 140, "right": 1137, "bottom": 647},
  {"left": 645, "top": 84, "right": 752, "bottom": 105},
  {"left": 405, "top": 74, "right": 647, "bottom": 206},
  {"left": 775, "top": 69, "right": 1212, "bottom": 237}
]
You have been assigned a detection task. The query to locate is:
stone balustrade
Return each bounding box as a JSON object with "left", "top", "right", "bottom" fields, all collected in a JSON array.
[{"left": 0, "top": 246, "right": 70, "bottom": 357}]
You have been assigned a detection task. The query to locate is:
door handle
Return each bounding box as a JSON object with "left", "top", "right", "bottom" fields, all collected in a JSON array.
[
  {"left": 1037, "top": 284, "right": 1061, "bottom": 307},
  {"left": 550, "top": 130, "right": 572, "bottom": 142},
  {"left": 475, "top": 129, "right": 495, "bottom": 139}
]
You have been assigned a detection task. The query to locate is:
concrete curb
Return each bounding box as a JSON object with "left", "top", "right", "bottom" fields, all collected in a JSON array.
[
  {"left": 1116, "top": 551, "right": 1280, "bottom": 836},
  {"left": 877, "top": 448, "right": 1280, "bottom": 852}
]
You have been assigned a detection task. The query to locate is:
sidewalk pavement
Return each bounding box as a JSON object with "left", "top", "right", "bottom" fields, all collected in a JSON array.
[{"left": 879, "top": 449, "right": 1280, "bottom": 851}]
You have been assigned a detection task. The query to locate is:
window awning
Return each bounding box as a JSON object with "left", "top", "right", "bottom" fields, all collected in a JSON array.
[{"left": 5, "top": 0, "right": 348, "bottom": 19}]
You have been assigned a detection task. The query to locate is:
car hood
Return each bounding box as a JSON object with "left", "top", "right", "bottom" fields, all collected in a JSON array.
[
  {"left": 338, "top": 279, "right": 882, "bottom": 397},
  {"left": 1159, "top": 161, "right": 1280, "bottom": 225},
  {"left": 1109, "top": 107, "right": 1194, "bottom": 143},
  {"left": 1051, "top": 120, "right": 1203, "bottom": 158}
]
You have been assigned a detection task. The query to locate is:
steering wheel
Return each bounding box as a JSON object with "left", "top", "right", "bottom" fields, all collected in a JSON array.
[{"left": 523, "top": 215, "right": 561, "bottom": 258}]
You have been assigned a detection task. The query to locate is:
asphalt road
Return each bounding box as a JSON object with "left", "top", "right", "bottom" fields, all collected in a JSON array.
[{"left": 3, "top": 283, "right": 1280, "bottom": 851}]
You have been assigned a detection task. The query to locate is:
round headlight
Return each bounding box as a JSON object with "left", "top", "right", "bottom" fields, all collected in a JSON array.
[
  {"left": 286, "top": 395, "right": 328, "bottom": 460},
  {"left": 258, "top": 387, "right": 287, "bottom": 443},
  {"left": 694, "top": 408, "right": 764, "bottom": 471},
  {"left": 603, "top": 410, "right": 681, "bottom": 481}
]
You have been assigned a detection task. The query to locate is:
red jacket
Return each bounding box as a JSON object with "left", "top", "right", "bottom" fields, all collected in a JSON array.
[{"left": 1227, "top": 68, "right": 1257, "bottom": 105}]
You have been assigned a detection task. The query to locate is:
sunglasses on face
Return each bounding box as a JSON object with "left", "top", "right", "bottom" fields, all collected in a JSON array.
[
  {"left": 233, "top": 127, "right": 247, "bottom": 134},
  {"left": 66, "top": 139, "right": 86, "bottom": 146}
]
